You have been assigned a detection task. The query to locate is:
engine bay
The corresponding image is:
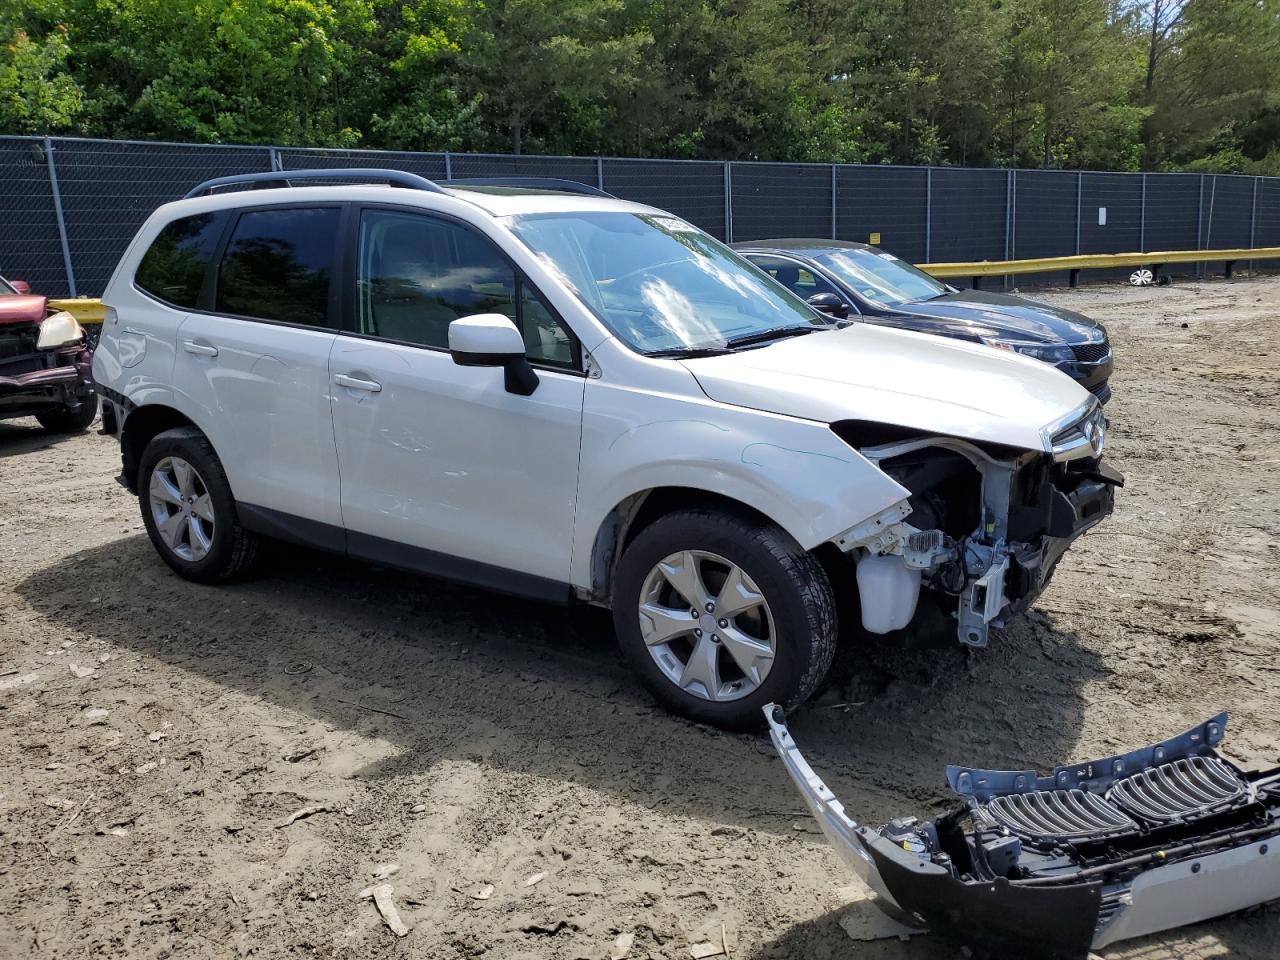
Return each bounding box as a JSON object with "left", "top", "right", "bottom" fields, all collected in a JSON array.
[{"left": 835, "top": 422, "right": 1122, "bottom": 646}]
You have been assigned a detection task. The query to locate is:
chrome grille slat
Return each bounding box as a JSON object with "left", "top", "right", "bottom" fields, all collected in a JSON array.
[
  {"left": 1109, "top": 756, "right": 1248, "bottom": 823},
  {"left": 1176, "top": 761, "right": 1224, "bottom": 803},
  {"left": 1156, "top": 764, "right": 1207, "bottom": 806},
  {"left": 983, "top": 789, "right": 1137, "bottom": 843}
]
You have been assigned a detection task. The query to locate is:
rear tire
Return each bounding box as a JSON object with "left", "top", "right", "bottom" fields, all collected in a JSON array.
[
  {"left": 613, "top": 507, "right": 837, "bottom": 730},
  {"left": 138, "top": 427, "right": 259, "bottom": 583},
  {"left": 36, "top": 392, "right": 98, "bottom": 433}
]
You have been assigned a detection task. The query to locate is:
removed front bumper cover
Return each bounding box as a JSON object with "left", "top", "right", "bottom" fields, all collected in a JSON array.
[{"left": 764, "top": 705, "right": 1279, "bottom": 959}]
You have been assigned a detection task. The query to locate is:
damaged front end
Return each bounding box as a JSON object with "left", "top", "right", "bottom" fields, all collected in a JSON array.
[
  {"left": 831, "top": 399, "right": 1122, "bottom": 647},
  {"left": 0, "top": 307, "right": 94, "bottom": 423},
  {"left": 765, "top": 705, "right": 1280, "bottom": 959}
]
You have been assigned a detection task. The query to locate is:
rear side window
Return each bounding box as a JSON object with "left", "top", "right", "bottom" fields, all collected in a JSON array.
[
  {"left": 215, "top": 207, "right": 340, "bottom": 327},
  {"left": 134, "top": 212, "right": 225, "bottom": 307}
]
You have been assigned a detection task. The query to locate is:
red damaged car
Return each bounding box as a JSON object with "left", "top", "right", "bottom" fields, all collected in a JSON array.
[{"left": 0, "top": 273, "right": 97, "bottom": 433}]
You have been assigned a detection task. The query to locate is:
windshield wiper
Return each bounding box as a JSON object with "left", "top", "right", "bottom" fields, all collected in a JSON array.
[
  {"left": 724, "top": 325, "right": 822, "bottom": 349},
  {"left": 645, "top": 345, "right": 734, "bottom": 359},
  {"left": 646, "top": 324, "right": 826, "bottom": 359}
]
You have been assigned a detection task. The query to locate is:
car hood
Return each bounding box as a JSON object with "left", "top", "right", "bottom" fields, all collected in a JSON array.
[
  {"left": 0, "top": 294, "right": 48, "bottom": 326},
  {"left": 892, "top": 289, "right": 1105, "bottom": 344},
  {"left": 680, "top": 324, "right": 1091, "bottom": 452}
]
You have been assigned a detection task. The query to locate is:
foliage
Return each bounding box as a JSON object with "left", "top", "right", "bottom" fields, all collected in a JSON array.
[
  {"left": 0, "top": 27, "right": 83, "bottom": 133},
  {"left": 1, "top": 0, "right": 1277, "bottom": 170}
]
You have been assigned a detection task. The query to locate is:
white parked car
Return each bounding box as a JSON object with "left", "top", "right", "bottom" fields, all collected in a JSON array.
[{"left": 93, "top": 170, "right": 1121, "bottom": 729}]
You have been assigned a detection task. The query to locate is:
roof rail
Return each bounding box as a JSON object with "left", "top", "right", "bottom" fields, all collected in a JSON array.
[
  {"left": 444, "top": 177, "right": 614, "bottom": 198},
  {"left": 183, "top": 168, "right": 448, "bottom": 199}
]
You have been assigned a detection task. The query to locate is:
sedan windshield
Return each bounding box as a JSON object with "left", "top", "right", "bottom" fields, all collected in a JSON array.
[
  {"left": 506, "top": 211, "right": 825, "bottom": 355},
  {"left": 815, "top": 248, "right": 947, "bottom": 307},
  {"left": 0, "top": 276, "right": 15, "bottom": 296}
]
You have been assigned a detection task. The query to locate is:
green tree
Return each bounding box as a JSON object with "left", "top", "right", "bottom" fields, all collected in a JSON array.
[
  {"left": 994, "top": 0, "right": 1145, "bottom": 169},
  {"left": 1144, "top": 0, "right": 1280, "bottom": 171},
  {"left": 1, "top": 0, "right": 1276, "bottom": 171},
  {"left": 0, "top": 26, "right": 83, "bottom": 133},
  {"left": 460, "top": 0, "right": 650, "bottom": 154}
]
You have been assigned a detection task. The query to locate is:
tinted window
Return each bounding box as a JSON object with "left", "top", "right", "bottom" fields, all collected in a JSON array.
[
  {"left": 216, "top": 207, "right": 340, "bottom": 326},
  {"left": 814, "top": 248, "right": 947, "bottom": 307},
  {"left": 135, "top": 212, "right": 225, "bottom": 307},
  {"left": 358, "top": 209, "right": 576, "bottom": 367},
  {"left": 748, "top": 255, "right": 842, "bottom": 300}
]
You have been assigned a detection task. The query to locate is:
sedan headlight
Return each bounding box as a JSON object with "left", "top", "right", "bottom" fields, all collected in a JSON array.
[
  {"left": 979, "top": 336, "right": 1074, "bottom": 364},
  {"left": 36, "top": 311, "right": 84, "bottom": 350}
]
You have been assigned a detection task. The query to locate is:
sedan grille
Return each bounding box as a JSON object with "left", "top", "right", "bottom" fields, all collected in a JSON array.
[
  {"left": 0, "top": 324, "right": 39, "bottom": 362},
  {"left": 1108, "top": 756, "right": 1248, "bottom": 823},
  {"left": 1071, "top": 341, "right": 1110, "bottom": 363},
  {"left": 982, "top": 788, "right": 1137, "bottom": 843}
]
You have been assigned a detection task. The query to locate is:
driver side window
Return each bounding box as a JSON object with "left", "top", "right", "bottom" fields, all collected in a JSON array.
[
  {"left": 749, "top": 255, "right": 841, "bottom": 300},
  {"left": 357, "top": 209, "right": 576, "bottom": 367}
]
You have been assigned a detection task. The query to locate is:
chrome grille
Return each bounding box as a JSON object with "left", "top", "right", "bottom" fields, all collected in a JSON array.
[
  {"left": 1108, "top": 756, "right": 1248, "bottom": 823},
  {"left": 1071, "top": 341, "right": 1110, "bottom": 363},
  {"left": 983, "top": 788, "right": 1137, "bottom": 843}
]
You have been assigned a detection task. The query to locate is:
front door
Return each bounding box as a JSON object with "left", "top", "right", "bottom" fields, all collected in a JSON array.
[{"left": 329, "top": 207, "right": 585, "bottom": 588}]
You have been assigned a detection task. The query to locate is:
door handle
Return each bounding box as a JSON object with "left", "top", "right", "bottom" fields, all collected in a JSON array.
[
  {"left": 334, "top": 373, "right": 382, "bottom": 393},
  {"left": 182, "top": 339, "right": 218, "bottom": 357}
]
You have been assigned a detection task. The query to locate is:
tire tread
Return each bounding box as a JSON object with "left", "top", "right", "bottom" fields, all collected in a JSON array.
[
  {"left": 614, "top": 506, "right": 838, "bottom": 729},
  {"left": 140, "top": 427, "right": 259, "bottom": 582}
]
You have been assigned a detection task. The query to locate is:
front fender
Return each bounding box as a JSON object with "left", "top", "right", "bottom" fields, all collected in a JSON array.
[{"left": 571, "top": 378, "right": 910, "bottom": 588}]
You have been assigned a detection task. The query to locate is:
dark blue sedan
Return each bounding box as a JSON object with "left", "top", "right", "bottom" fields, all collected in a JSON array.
[{"left": 734, "top": 240, "right": 1113, "bottom": 404}]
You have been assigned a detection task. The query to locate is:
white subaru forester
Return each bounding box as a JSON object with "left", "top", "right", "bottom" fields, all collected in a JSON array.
[{"left": 93, "top": 170, "right": 1120, "bottom": 729}]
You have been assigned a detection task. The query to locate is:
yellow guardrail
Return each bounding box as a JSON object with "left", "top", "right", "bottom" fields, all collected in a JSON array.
[
  {"left": 920, "top": 247, "right": 1280, "bottom": 285},
  {"left": 37, "top": 245, "right": 1280, "bottom": 322},
  {"left": 48, "top": 297, "right": 107, "bottom": 324}
]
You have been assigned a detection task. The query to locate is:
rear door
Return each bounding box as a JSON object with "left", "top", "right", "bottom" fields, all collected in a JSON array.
[{"left": 172, "top": 204, "right": 345, "bottom": 531}]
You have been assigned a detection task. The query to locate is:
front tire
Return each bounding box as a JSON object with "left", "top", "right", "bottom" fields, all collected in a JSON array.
[
  {"left": 613, "top": 508, "right": 837, "bottom": 730},
  {"left": 138, "top": 427, "right": 259, "bottom": 583},
  {"left": 36, "top": 392, "right": 98, "bottom": 433}
]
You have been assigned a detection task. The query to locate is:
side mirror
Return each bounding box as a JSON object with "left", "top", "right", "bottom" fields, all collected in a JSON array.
[
  {"left": 448, "top": 313, "right": 539, "bottom": 396},
  {"left": 10, "top": 280, "right": 31, "bottom": 295},
  {"left": 806, "top": 291, "right": 849, "bottom": 319}
]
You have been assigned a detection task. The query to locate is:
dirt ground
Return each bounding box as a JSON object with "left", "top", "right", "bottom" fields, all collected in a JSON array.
[{"left": 2, "top": 276, "right": 1279, "bottom": 960}]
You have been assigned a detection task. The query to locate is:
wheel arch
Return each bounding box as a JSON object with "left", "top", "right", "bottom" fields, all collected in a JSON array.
[
  {"left": 120, "top": 404, "right": 202, "bottom": 493},
  {"left": 585, "top": 486, "right": 793, "bottom": 607}
]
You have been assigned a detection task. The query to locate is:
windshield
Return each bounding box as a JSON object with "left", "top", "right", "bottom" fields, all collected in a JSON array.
[
  {"left": 506, "top": 211, "right": 825, "bottom": 354},
  {"left": 815, "top": 248, "right": 947, "bottom": 307},
  {"left": 0, "top": 276, "right": 15, "bottom": 296}
]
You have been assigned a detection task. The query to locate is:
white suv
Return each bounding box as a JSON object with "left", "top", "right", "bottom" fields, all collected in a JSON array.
[{"left": 93, "top": 170, "right": 1120, "bottom": 729}]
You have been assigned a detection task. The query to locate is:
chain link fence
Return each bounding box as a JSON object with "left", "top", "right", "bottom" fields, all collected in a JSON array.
[{"left": 3, "top": 134, "right": 1279, "bottom": 298}]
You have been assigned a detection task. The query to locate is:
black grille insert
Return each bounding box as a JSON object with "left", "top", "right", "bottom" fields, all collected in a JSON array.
[
  {"left": 1108, "top": 756, "right": 1248, "bottom": 823},
  {"left": 0, "top": 325, "right": 39, "bottom": 362},
  {"left": 1071, "top": 341, "right": 1110, "bottom": 363},
  {"left": 982, "top": 788, "right": 1137, "bottom": 843}
]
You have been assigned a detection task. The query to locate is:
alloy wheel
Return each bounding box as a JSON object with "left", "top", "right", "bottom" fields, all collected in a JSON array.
[
  {"left": 637, "top": 550, "right": 776, "bottom": 702},
  {"left": 148, "top": 456, "right": 216, "bottom": 561}
]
